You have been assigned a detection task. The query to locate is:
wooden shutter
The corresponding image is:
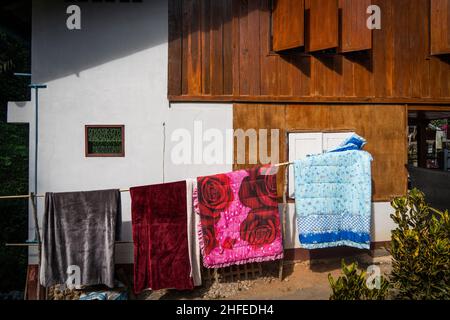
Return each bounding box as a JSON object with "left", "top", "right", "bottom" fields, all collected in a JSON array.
[
  {"left": 431, "top": 0, "right": 450, "bottom": 55},
  {"left": 272, "top": 0, "right": 305, "bottom": 52},
  {"left": 339, "top": 0, "right": 372, "bottom": 53},
  {"left": 306, "top": 0, "right": 339, "bottom": 52}
]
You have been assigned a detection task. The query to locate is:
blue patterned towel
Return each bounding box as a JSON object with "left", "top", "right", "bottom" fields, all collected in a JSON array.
[{"left": 294, "top": 147, "right": 373, "bottom": 250}]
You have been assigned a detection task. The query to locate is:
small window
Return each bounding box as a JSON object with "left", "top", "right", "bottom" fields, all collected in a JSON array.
[
  {"left": 85, "top": 125, "right": 125, "bottom": 157},
  {"left": 431, "top": 0, "right": 450, "bottom": 55},
  {"left": 287, "top": 131, "right": 354, "bottom": 197}
]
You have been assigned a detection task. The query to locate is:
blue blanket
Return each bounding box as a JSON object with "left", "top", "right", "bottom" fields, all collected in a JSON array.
[{"left": 294, "top": 136, "right": 372, "bottom": 250}]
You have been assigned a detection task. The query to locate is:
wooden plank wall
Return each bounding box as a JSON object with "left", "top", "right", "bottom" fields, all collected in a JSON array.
[
  {"left": 168, "top": 0, "right": 450, "bottom": 102},
  {"left": 233, "top": 104, "right": 408, "bottom": 202}
]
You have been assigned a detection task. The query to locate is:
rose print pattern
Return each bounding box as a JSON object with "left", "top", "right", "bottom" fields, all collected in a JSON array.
[
  {"left": 195, "top": 166, "right": 283, "bottom": 268},
  {"left": 198, "top": 175, "right": 233, "bottom": 214},
  {"left": 240, "top": 209, "right": 279, "bottom": 246},
  {"left": 201, "top": 225, "right": 219, "bottom": 256},
  {"left": 238, "top": 168, "right": 278, "bottom": 209}
]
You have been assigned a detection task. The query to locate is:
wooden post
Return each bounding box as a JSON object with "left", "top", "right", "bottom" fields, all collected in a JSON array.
[
  {"left": 213, "top": 268, "right": 219, "bottom": 283},
  {"left": 23, "top": 267, "right": 29, "bottom": 300}
]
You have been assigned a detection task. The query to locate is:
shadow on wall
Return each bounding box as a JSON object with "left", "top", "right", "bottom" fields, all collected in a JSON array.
[{"left": 32, "top": 0, "right": 167, "bottom": 83}]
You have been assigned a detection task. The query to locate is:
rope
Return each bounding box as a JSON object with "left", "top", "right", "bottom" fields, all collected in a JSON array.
[
  {"left": 5, "top": 241, "right": 134, "bottom": 247},
  {"left": 5, "top": 162, "right": 295, "bottom": 260},
  {"left": 0, "top": 163, "right": 293, "bottom": 200}
]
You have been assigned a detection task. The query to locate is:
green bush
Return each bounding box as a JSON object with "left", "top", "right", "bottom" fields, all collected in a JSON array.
[
  {"left": 328, "top": 260, "right": 390, "bottom": 300},
  {"left": 390, "top": 189, "right": 450, "bottom": 300}
]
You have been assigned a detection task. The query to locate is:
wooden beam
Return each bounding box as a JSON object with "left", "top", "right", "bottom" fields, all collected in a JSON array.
[
  {"left": 169, "top": 94, "right": 450, "bottom": 105},
  {"left": 408, "top": 105, "right": 450, "bottom": 112}
]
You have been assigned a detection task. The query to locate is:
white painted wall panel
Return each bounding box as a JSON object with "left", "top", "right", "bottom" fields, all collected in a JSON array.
[{"left": 11, "top": 0, "right": 233, "bottom": 264}]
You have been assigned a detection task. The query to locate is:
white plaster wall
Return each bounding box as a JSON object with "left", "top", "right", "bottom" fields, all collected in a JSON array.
[
  {"left": 7, "top": 0, "right": 233, "bottom": 264},
  {"left": 371, "top": 202, "right": 397, "bottom": 242}
]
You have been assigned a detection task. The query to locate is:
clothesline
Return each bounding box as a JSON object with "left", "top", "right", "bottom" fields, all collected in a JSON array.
[
  {"left": 5, "top": 134, "right": 370, "bottom": 293},
  {"left": 0, "top": 189, "right": 131, "bottom": 200},
  {"left": 2, "top": 160, "right": 292, "bottom": 283},
  {"left": 0, "top": 162, "right": 293, "bottom": 200}
]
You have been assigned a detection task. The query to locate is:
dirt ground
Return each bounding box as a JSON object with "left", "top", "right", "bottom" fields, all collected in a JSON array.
[{"left": 140, "top": 252, "right": 392, "bottom": 300}]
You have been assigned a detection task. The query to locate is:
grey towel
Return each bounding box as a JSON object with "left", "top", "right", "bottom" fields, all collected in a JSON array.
[{"left": 40, "top": 189, "right": 121, "bottom": 288}]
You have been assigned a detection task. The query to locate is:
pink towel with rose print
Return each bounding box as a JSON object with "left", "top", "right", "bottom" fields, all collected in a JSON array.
[{"left": 194, "top": 166, "right": 284, "bottom": 268}]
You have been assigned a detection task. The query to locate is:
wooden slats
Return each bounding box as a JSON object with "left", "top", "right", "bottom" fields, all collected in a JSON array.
[
  {"left": 372, "top": 0, "right": 394, "bottom": 97},
  {"left": 231, "top": 0, "right": 241, "bottom": 96},
  {"left": 272, "top": 0, "right": 305, "bottom": 52},
  {"left": 233, "top": 104, "right": 287, "bottom": 195},
  {"left": 339, "top": 0, "right": 372, "bottom": 52},
  {"left": 168, "top": 0, "right": 450, "bottom": 102},
  {"left": 431, "top": 0, "right": 450, "bottom": 55},
  {"left": 182, "top": 0, "right": 202, "bottom": 95},
  {"left": 168, "top": 0, "right": 183, "bottom": 96},
  {"left": 260, "top": 0, "right": 279, "bottom": 96},
  {"left": 306, "top": 0, "right": 339, "bottom": 52},
  {"left": 223, "top": 0, "right": 234, "bottom": 95},
  {"left": 240, "top": 0, "right": 261, "bottom": 96},
  {"left": 410, "top": 0, "right": 430, "bottom": 98},
  {"left": 210, "top": 0, "right": 224, "bottom": 95},
  {"left": 200, "top": 0, "right": 211, "bottom": 94}
]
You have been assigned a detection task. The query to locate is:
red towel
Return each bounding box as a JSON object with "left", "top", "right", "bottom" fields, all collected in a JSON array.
[{"left": 130, "top": 181, "right": 193, "bottom": 294}]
